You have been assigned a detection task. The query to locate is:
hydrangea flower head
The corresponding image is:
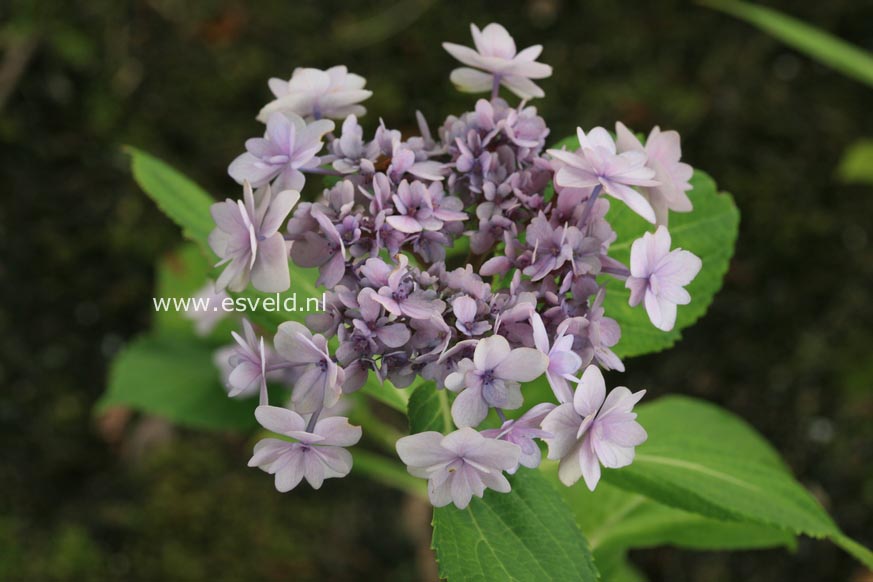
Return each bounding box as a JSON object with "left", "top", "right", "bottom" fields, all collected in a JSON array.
[
  {"left": 626, "top": 226, "right": 702, "bottom": 331},
  {"left": 445, "top": 334, "right": 549, "bottom": 427},
  {"left": 542, "top": 365, "right": 647, "bottom": 490},
  {"left": 443, "top": 23, "right": 552, "bottom": 99},
  {"left": 249, "top": 405, "right": 362, "bottom": 491},
  {"left": 396, "top": 427, "right": 521, "bottom": 508},
  {"left": 549, "top": 127, "right": 660, "bottom": 223},
  {"left": 258, "top": 66, "right": 372, "bottom": 122},
  {"left": 229, "top": 112, "right": 334, "bottom": 192},
  {"left": 208, "top": 183, "right": 298, "bottom": 293}
]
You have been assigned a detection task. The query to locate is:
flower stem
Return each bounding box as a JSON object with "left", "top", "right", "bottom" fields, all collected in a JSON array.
[
  {"left": 580, "top": 184, "right": 603, "bottom": 229},
  {"left": 491, "top": 74, "right": 502, "bottom": 101}
]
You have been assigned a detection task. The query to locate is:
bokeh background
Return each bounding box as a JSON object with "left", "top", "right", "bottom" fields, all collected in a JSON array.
[{"left": 2, "top": 0, "right": 872, "bottom": 580}]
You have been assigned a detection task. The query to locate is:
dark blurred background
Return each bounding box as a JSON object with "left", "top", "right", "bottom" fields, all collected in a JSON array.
[{"left": 2, "top": 0, "right": 872, "bottom": 580}]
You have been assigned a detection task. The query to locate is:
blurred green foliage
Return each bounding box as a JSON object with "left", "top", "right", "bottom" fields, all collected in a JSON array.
[{"left": 2, "top": 0, "right": 873, "bottom": 580}]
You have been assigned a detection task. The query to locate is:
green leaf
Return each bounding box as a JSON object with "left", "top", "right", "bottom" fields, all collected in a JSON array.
[
  {"left": 603, "top": 170, "right": 739, "bottom": 357},
  {"left": 701, "top": 0, "right": 873, "bottom": 88},
  {"left": 407, "top": 382, "right": 453, "bottom": 434},
  {"left": 97, "top": 334, "right": 257, "bottom": 431},
  {"left": 549, "top": 470, "right": 794, "bottom": 552},
  {"left": 125, "top": 146, "right": 216, "bottom": 254},
  {"left": 838, "top": 139, "right": 873, "bottom": 185},
  {"left": 432, "top": 469, "right": 599, "bottom": 582},
  {"left": 603, "top": 396, "right": 873, "bottom": 569}
]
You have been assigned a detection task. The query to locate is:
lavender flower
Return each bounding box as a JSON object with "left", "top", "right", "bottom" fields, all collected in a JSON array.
[
  {"left": 371, "top": 256, "right": 446, "bottom": 320},
  {"left": 549, "top": 127, "right": 660, "bottom": 223},
  {"left": 274, "top": 321, "right": 344, "bottom": 414},
  {"left": 249, "top": 405, "right": 362, "bottom": 491},
  {"left": 289, "top": 205, "right": 348, "bottom": 288},
  {"left": 208, "top": 183, "right": 298, "bottom": 292},
  {"left": 229, "top": 112, "right": 334, "bottom": 192},
  {"left": 542, "top": 365, "right": 647, "bottom": 490},
  {"left": 530, "top": 312, "right": 583, "bottom": 404},
  {"left": 616, "top": 122, "right": 693, "bottom": 225},
  {"left": 258, "top": 66, "right": 372, "bottom": 122},
  {"left": 626, "top": 226, "right": 702, "bottom": 331},
  {"left": 481, "top": 403, "right": 555, "bottom": 473},
  {"left": 445, "top": 335, "right": 549, "bottom": 427},
  {"left": 452, "top": 295, "right": 491, "bottom": 337},
  {"left": 443, "top": 23, "right": 552, "bottom": 99},
  {"left": 396, "top": 427, "right": 520, "bottom": 508},
  {"left": 224, "top": 319, "right": 274, "bottom": 405}
]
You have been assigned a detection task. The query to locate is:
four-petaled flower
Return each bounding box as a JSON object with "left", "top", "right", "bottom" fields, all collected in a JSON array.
[
  {"left": 542, "top": 365, "right": 647, "bottom": 491},
  {"left": 626, "top": 225, "right": 702, "bottom": 331},
  {"left": 445, "top": 335, "right": 549, "bottom": 427},
  {"left": 258, "top": 66, "right": 372, "bottom": 122},
  {"left": 249, "top": 405, "right": 362, "bottom": 491},
  {"left": 229, "top": 112, "right": 334, "bottom": 192},
  {"left": 549, "top": 127, "right": 660, "bottom": 223},
  {"left": 209, "top": 182, "right": 298, "bottom": 293},
  {"left": 443, "top": 23, "right": 552, "bottom": 99},
  {"left": 396, "top": 427, "right": 520, "bottom": 508}
]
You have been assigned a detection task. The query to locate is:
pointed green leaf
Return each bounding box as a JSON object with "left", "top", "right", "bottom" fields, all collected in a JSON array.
[
  {"left": 432, "top": 470, "right": 599, "bottom": 582},
  {"left": 603, "top": 396, "right": 873, "bottom": 569},
  {"left": 126, "top": 146, "right": 215, "bottom": 254}
]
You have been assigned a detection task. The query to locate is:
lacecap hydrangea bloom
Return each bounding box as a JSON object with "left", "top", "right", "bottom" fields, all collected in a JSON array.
[{"left": 210, "top": 22, "right": 702, "bottom": 505}]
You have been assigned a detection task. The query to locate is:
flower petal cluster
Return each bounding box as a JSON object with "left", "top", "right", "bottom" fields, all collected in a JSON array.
[
  {"left": 396, "top": 427, "right": 520, "bottom": 508},
  {"left": 543, "top": 366, "right": 647, "bottom": 490},
  {"left": 615, "top": 122, "right": 693, "bottom": 225},
  {"left": 249, "top": 405, "right": 362, "bottom": 491},
  {"left": 549, "top": 127, "right": 660, "bottom": 223},
  {"left": 208, "top": 183, "right": 298, "bottom": 292},
  {"left": 626, "top": 226, "right": 702, "bottom": 331},
  {"left": 443, "top": 23, "right": 552, "bottom": 99},
  {"left": 258, "top": 66, "right": 372, "bottom": 122},
  {"left": 445, "top": 335, "right": 549, "bottom": 428},
  {"left": 229, "top": 112, "right": 334, "bottom": 192}
]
